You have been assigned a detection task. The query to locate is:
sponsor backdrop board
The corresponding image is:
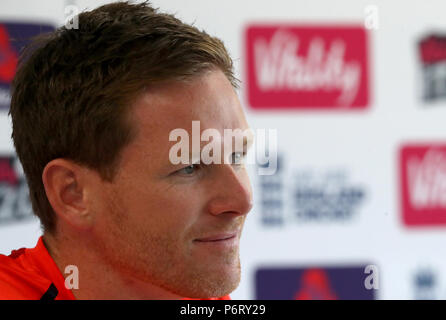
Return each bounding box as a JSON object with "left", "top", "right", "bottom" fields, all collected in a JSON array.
[{"left": 1, "top": 0, "right": 446, "bottom": 300}]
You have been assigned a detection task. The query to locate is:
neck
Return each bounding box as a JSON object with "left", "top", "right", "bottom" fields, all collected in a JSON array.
[{"left": 43, "top": 230, "right": 183, "bottom": 300}]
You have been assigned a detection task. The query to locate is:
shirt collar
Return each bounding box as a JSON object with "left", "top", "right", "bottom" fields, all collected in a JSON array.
[{"left": 26, "top": 236, "right": 76, "bottom": 300}]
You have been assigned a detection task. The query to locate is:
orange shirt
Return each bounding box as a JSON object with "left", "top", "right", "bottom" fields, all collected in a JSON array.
[
  {"left": 0, "top": 237, "right": 75, "bottom": 299},
  {"left": 0, "top": 237, "right": 230, "bottom": 300}
]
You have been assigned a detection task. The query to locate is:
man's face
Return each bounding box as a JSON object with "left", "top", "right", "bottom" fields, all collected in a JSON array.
[{"left": 89, "top": 69, "right": 253, "bottom": 298}]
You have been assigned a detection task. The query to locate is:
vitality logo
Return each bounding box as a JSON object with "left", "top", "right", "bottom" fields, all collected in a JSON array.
[
  {"left": 400, "top": 144, "right": 446, "bottom": 226},
  {"left": 245, "top": 25, "right": 370, "bottom": 109}
]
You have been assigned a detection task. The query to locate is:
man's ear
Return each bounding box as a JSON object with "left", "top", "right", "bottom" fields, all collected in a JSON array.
[{"left": 42, "top": 159, "right": 93, "bottom": 231}]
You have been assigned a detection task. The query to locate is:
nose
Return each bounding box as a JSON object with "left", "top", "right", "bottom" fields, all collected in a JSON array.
[{"left": 206, "top": 164, "right": 253, "bottom": 217}]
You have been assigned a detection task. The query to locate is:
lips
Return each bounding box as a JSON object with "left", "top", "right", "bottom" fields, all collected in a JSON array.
[{"left": 194, "top": 233, "right": 237, "bottom": 242}]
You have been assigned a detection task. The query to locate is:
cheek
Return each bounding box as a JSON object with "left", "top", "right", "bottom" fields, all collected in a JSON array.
[{"left": 115, "top": 180, "right": 206, "bottom": 239}]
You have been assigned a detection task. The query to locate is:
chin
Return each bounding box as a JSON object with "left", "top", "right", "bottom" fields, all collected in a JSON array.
[
  {"left": 184, "top": 275, "right": 240, "bottom": 299},
  {"left": 168, "top": 261, "right": 242, "bottom": 299}
]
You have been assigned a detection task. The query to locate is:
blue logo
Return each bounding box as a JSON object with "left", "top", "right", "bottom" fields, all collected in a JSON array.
[
  {"left": 256, "top": 266, "right": 376, "bottom": 300},
  {"left": 0, "top": 22, "right": 54, "bottom": 110},
  {"left": 0, "top": 156, "right": 34, "bottom": 225}
]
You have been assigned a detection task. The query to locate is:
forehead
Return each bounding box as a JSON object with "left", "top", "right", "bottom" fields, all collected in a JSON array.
[
  {"left": 132, "top": 70, "right": 249, "bottom": 143},
  {"left": 128, "top": 69, "right": 249, "bottom": 156}
]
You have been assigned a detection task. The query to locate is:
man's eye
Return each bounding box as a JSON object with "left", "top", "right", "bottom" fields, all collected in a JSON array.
[
  {"left": 231, "top": 152, "right": 246, "bottom": 165},
  {"left": 177, "top": 164, "right": 199, "bottom": 175}
]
